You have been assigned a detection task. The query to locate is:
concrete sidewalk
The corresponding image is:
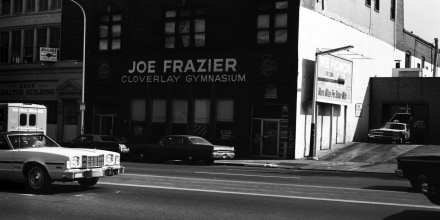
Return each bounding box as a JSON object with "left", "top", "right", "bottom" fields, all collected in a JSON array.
[{"left": 214, "top": 143, "right": 440, "bottom": 174}]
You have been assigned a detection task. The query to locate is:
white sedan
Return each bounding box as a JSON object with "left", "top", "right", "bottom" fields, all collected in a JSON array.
[{"left": 0, "top": 133, "right": 124, "bottom": 192}]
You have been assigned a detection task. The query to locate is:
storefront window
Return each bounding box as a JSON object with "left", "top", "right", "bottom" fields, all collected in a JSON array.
[
  {"left": 194, "top": 99, "right": 210, "bottom": 137},
  {"left": 0, "top": 31, "right": 8, "bottom": 63},
  {"left": 216, "top": 99, "right": 234, "bottom": 140},
  {"left": 172, "top": 100, "right": 187, "bottom": 134},
  {"left": 151, "top": 99, "right": 167, "bottom": 140},
  {"left": 24, "top": 29, "right": 34, "bottom": 63},
  {"left": 131, "top": 99, "right": 145, "bottom": 121}
]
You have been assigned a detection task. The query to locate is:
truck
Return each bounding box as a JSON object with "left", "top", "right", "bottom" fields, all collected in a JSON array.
[
  {"left": 395, "top": 154, "right": 440, "bottom": 205},
  {"left": 0, "top": 103, "right": 124, "bottom": 192}
]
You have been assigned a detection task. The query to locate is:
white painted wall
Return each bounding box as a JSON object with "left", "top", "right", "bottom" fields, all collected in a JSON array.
[{"left": 295, "top": 7, "right": 406, "bottom": 159}]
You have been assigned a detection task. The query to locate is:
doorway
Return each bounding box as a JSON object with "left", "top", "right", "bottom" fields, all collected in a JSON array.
[
  {"left": 252, "top": 119, "right": 286, "bottom": 157},
  {"left": 94, "top": 114, "right": 116, "bottom": 135}
]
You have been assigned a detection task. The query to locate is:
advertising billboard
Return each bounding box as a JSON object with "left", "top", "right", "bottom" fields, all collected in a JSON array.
[{"left": 316, "top": 54, "right": 353, "bottom": 105}]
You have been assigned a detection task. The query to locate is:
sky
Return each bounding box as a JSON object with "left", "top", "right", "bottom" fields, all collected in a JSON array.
[{"left": 404, "top": 0, "right": 440, "bottom": 43}]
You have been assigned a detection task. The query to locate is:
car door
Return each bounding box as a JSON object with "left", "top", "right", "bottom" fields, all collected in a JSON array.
[{"left": 0, "top": 135, "right": 13, "bottom": 180}]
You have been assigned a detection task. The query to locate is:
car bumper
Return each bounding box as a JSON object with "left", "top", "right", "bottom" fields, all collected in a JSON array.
[
  {"left": 368, "top": 134, "right": 400, "bottom": 141},
  {"left": 63, "top": 165, "right": 125, "bottom": 179},
  {"left": 213, "top": 152, "right": 235, "bottom": 159}
]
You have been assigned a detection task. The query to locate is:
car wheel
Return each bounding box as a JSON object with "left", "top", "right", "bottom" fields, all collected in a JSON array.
[
  {"left": 26, "top": 165, "right": 51, "bottom": 191},
  {"left": 78, "top": 177, "right": 99, "bottom": 187},
  {"left": 410, "top": 174, "right": 427, "bottom": 191}
]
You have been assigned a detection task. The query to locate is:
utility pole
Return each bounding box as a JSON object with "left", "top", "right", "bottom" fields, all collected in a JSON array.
[
  {"left": 434, "top": 38, "right": 438, "bottom": 77},
  {"left": 70, "top": 0, "right": 86, "bottom": 135}
]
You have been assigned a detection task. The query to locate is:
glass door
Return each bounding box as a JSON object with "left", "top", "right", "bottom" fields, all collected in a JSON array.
[{"left": 262, "top": 120, "right": 279, "bottom": 157}]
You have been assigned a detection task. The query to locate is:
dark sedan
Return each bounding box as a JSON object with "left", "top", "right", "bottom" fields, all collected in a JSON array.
[{"left": 62, "top": 134, "right": 130, "bottom": 154}]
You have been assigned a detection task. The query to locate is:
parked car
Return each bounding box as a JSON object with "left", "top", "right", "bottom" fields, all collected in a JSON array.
[
  {"left": 395, "top": 154, "right": 440, "bottom": 205},
  {"left": 134, "top": 135, "right": 235, "bottom": 164},
  {"left": 368, "top": 121, "right": 410, "bottom": 143},
  {"left": 62, "top": 134, "right": 130, "bottom": 155}
]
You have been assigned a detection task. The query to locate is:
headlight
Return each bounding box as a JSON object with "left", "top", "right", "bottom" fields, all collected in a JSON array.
[
  {"left": 67, "top": 156, "right": 82, "bottom": 169},
  {"left": 106, "top": 154, "right": 114, "bottom": 165}
]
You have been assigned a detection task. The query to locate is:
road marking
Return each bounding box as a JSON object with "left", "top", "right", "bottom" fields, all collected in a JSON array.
[
  {"left": 119, "top": 173, "right": 406, "bottom": 194},
  {"left": 194, "top": 171, "right": 300, "bottom": 179},
  {"left": 99, "top": 181, "right": 440, "bottom": 210}
]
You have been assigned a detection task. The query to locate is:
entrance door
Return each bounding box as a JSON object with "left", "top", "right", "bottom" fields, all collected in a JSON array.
[
  {"left": 94, "top": 114, "right": 115, "bottom": 135},
  {"left": 252, "top": 119, "right": 279, "bottom": 157}
]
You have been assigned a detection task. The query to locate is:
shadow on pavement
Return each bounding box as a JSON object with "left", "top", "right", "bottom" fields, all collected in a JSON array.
[{"left": 383, "top": 210, "right": 440, "bottom": 220}]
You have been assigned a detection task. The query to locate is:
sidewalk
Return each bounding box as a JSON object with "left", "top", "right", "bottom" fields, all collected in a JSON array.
[{"left": 214, "top": 143, "right": 440, "bottom": 174}]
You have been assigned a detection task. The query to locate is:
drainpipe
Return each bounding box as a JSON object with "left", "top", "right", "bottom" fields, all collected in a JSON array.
[{"left": 434, "top": 38, "right": 438, "bottom": 77}]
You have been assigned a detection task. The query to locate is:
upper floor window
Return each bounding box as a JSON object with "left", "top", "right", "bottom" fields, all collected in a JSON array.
[
  {"left": 405, "top": 51, "right": 411, "bottom": 68},
  {"left": 365, "top": 0, "right": 371, "bottom": 7},
  {"left": 49, "top": 27, "right": 60, "bottom": 48},
  {"left": 0, "top": 31, "right": 8, "bottom": 63},
  {"left": 39, "top": 0, "right": 48, "bottom": 11},
  {"left": 390, "top": 0, "right": 396, "bottom": 20},
  {"left": 374, "top": 0, "right": 380, "bottom": 11},
  {"left": 422, "top": 56, "right": 425, "bottom": 69},
  {"left": 256, "top": 1, "right": 288, "bottom": 45},
  {"left": 50, "top": 0, "right": 61, "bottom": 10},
  {"left": 23, "top": 29, "right": 34, "bottom": 63},
  {"left": 1, "top": 0, "right": 11, "bottom": 15},
  {"left": 25, "top": 0, "right": 35, "bottom": 12},
  {"left": 13, "top": 0, "right": 23, "bottom": 14},
  {"left": 99, "top": 14, "right": 122, "bottom": 51},
  {"left": 164, "top": 8, "right": 206, "bottom": 49}
]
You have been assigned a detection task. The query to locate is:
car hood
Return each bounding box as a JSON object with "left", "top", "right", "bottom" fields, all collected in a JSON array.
[
  {"left": 370, "top": 128, "right": 402, "bottom": 132},
  {"left": 213, "top": 145, "right": 234, "bottom": 151},
  {"left": 18, "top": 147, "right": 114, "bottom": 156}
]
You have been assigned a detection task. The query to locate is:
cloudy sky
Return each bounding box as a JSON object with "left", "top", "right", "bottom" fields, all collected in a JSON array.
[{"left": 404, "top": 0, "right": 440, "bottom": 43}]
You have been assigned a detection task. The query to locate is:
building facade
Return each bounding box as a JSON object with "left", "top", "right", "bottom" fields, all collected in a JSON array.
[
  {"left": 0, "top": 0, "right": 83, "bottom": 142},
  {"left": 62, "top": 0, "right": 301, "bottom": 158},
  {"left": 297, "top": 0, "right": 440, "bottom": 158}
]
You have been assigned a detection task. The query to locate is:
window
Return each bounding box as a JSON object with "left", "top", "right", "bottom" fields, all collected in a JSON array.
[
  {"left": 374, "top": 0, "right": 380, "bottom": 11},
  {"left": 20, "top": 113, "right": 27, "bottom": 126},
  {"left": 36, "top": 28, "right": 47, "bottom": 56},
  {"left": 172, "top": 100, "right": 188, "bottom": 134},
  {"left": 63, "top": 100, "right": 78, "bottom": 125},
  {"left": 25, "top": 0, "right": 35, "bottom": 12},
  {"left": 11, "top": 30, "right": 21, "bottom": 64},
  {"left": 193, "top": 100, "right": 210, "bottom": 137},
  {"left": 2, "top": 0, "right": 11, "bottom": 15},
  {"left": 49, "top": 27, "right": 60, "bottom": 48},
  {"left": 131, "top": 99, "right": 146, "bottom": 121},
  {"left": 405, "top": 51, "right": 411, "bottom": 68},
  {"left": 23, "top": 29, "right": 34, "bottom": 63},
  {"left": 39, "top": 0, "right": 47, "bottom": 11},
  {"left": 256, "top": 1, "right": 288, "bottom": 44},
  {"left": 164, "top": 8, "right": 206, "bottom": 48},
  {"left": 216, "top": 99, "right": 234, "bottom": 140},
  {"left": 13, "top": 0, "right": 22, "bottom": 14},
  {"left": 390, "top": 0, "right": 395, "bottom": 20},
  {"left": 29, "top": 114, "right": 36, "bottom": 126},
  {"left": 151, "top": 99, "right": 167, "bottom": 140},
  {"left": 50, "top": 0, "right": 61, "bottom": 10},
  {"left": 99, "top": 14, "right": 122, "bottom": 51},
  {"left": 0, "top": 136, "right": 10, "bottom": 150},
  {"left": 365, "top": 0, "right": 371, "bottom": 7},
  {"left": 0, "top": 31, "right": 8, "bottom": 63}
]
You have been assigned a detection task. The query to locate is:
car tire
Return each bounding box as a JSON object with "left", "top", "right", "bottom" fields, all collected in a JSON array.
[
  {"left": 410, "top": 174, "right": 427, "bottom": 191},
  {"left": 26, "top": 165, "right": 51, "bottom": 192},
  {"left": 78, "top": 177, "right": 99, "bottom": 187}
]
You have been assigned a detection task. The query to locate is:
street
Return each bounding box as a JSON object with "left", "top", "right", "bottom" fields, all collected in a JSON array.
[{"left": 1, "top": 162, "right": 439, "bottom": 220}]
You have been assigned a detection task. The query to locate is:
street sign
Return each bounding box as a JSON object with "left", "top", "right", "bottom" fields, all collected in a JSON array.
[{"left": 40, "top": 47, "right": 58, "bottom": 62}]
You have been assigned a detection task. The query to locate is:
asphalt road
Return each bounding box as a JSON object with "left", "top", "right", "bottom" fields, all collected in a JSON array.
[{"left": 1, "top": 162, "right": 439, "bottom": 220}]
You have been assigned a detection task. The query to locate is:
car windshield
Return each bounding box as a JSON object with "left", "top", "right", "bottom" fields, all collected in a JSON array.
[
  {"left": 381, "top": 123, "right": 405, "bottom": 130},
  {"left": 189, "top": 137, "right": 212, "bottom": 145},
  {"left": 8, "top": 134, "right": 59, "bottom": 149}
]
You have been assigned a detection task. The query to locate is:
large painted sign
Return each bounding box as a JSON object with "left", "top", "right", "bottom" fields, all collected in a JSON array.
[
  {"left": 316, "top": 54, "right": 352, "bottom": 105},
  {"left": 121, "top": 58, "right": 246, "bottom": 84}
]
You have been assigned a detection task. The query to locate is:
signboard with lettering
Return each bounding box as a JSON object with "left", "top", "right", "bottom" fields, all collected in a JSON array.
[
  {"left": 40, "top": 47, "right": 58, "bottom": 62},
  {"left": 316, "top": 54, "right": 353, "bottom": 105},
  {"left": 121, "top": 58, "right": 246, "bottom": 84}
]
